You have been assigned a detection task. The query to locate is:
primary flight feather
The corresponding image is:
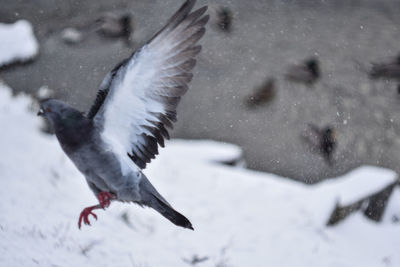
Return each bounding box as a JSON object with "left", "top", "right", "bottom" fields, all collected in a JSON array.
[{"left": 38, "top": 0, "right": 208, "bottom": 230}]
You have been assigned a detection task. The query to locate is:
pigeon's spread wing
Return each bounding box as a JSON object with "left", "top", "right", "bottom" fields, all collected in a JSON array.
[{"left": 89, "top": 0, "right": 208, "bottom": 169}]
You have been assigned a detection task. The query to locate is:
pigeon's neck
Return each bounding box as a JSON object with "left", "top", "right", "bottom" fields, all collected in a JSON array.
[{"left": 54, "top": 113, "right": 93, "bottom": 150}]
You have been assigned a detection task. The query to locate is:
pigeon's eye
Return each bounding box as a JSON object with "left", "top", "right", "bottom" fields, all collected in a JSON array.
[{"left": 46, "top": 108, "right": 51, "bottom": 113}]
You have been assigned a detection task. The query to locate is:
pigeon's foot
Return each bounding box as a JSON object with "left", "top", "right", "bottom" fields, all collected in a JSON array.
[
  {"left": 78, "top": 205, "right": 100, "bottom": 229},
  {"left": 78, "top": 193, "right": 114, "bottom": 229},
  {"left": 97, "top": 192, "right": 115, "bottom": 209}
]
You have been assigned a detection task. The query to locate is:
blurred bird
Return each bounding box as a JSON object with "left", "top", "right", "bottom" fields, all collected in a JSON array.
[
  {"left": 95, "top": 12, "right": 133, "bottom": 45},
  {"left": 61, "top": 27, "right": 84, "bottom": 44},
  {"left": 285, "top": 57, "right": 320, "bottom": 85},
  {"left": 216, "top": 6, "right": 233, "bottom": 32},
  {"left": 61, "top": 13, "right": 133, "bottom": 46},
  {"left": 303, "top": 124, "right": 336, "bottom": 165},
  {"left": 244, "top": 78, "right": 276, "bottom": 108},
  {"left": 37, "top": 0, "right": 208, "bottom": 230},
  {"left": 369, "top": 53, "right": 400, "bottom": 80},
  {"left": 319, "top": 126, "right": 336, "bottom": 165}
]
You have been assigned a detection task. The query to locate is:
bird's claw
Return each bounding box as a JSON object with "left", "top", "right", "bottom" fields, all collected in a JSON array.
[
  {"left": 78, "top": 207, "right": 98, "bottom": 229},
  {"left": 77, "top": 192, "right": 114, "bottom": 229},
  {"left": 97, "top": 192, "right": 115, "bottom": 209}
]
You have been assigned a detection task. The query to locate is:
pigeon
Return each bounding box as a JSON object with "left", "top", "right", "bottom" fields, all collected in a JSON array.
[
  {"left": 302, "top": 124, "right": 336, "bottom": 165},
  {"left": 285, "top": 57, "right": 320, "bottom": 85},
  {"left": 319, "top": 126, "right": 336, "bottom": 165},
  {"left": 216, "top": 6, "right": 233, "bottom": 32},
  {"left": 61, "top": 13, "right": 133, "bottom": 46},
  {"left": 369, "top": 53, "right": 400, "bottom": 80},
  {"left": 95, "top": 12, "right": 133, "bottom": 45},
  {"left": 37, "top": 0, "right": 208, "bottom": 230},
  {"left": 244, "top": 78, "right": 276, "bottom": 108}
]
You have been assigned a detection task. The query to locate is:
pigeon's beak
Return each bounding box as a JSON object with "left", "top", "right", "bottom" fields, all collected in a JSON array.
[{"left": 37, "top": 108, "right": 44, "bottom": 116}]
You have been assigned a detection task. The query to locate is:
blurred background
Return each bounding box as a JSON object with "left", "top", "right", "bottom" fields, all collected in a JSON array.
[
  {"left": 1, "top": 0, "right": 400, "bottom": 183},
  {"left": 2, "top": 1, "right": 400, "bottom": 266}
]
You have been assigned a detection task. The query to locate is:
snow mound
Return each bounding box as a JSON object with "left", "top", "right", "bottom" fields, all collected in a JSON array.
[
  {"left": 162, "top": 139, "right": 243, "bottom": 165},
  {"left": 317, "top": 166, "right": 397, "bottom": 206},
  {"left": 383, "top": 188, "right": 400, "bottom": 224},
  {"left": 0, "top": 20, "right": 39, "bottom": 67},
  {"left": 0, "top": 83, "right": 399, "bottom": 267}
]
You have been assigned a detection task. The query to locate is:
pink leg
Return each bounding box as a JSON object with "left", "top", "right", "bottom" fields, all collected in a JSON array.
[
  {"left": 97, "top": 192, "right": 116, "bottom": 209},
  {"left": 78, "top": 204, "right": 101, "bottom": 229},
  {"left": 78, "top": 192, "right": 116, "bottom": 229}
]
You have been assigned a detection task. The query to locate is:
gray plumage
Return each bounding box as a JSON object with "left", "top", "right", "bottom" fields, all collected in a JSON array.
[
  {"left": 38, "top": 0, "right": 209, "bottom": 230},
  {"left": 245, "top": 78, "right": 276, "bottom": 108},
  {"left": 285, "top": 57, "right": 320, "bottom": 85},
  {"left": 369, "top": 54, "right": 400, "bottom": 80}
]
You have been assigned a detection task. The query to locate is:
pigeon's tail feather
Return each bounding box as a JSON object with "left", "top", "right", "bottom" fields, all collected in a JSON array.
[
  {"left": 151, "top": 193, "right": 194, "bottom": 230},
  {"left": 138, "top": 175, "right": 193, "bottom": 230}
]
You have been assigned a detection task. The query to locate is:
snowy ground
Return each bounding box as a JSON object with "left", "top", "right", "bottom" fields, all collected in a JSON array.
[
  {"left": 0, "top": 20, "right": 38, "bottom": 67},
  {"left": 1, "top": 84, "right": 400, "bottom": 267}
]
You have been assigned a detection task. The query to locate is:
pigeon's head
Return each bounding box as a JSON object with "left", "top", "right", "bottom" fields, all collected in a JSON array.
[{"left": 38, "top": 99, "right": 84, "bottom": 129}]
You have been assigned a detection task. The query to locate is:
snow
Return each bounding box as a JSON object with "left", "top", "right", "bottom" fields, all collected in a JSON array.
[
  {"left": 0, "top": 20, "right": 39, "bottom": 67},
  {"left": 162, "top": 139, "right": 243, "bottom": 165},
  {"left": 315, "top": 166, "right": 398, "bottom": 206},
  {"left": 383, "top": 188, "right": 400, "bottom": 224},
  {"left": 1, "top": 82, "right": 400, "bottom": 267}
]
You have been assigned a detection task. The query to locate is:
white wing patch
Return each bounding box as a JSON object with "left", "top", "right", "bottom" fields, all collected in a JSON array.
[
  {"left": 92, "top": 1, "right": 208, "bottom": 171},
  {"left": 102, "top": 48, "right": 160, "bottom": 148},
  {"left": 100, "top": 48, "right": 164, "bottom": 174}
]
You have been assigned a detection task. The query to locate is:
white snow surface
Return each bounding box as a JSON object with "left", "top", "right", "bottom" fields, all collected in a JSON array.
[
  {"left": 0, "top": 82, "right": 400, "bottom": 267},
  {"left": 315, "top": 166, "right": 397, "bottom": 206},
  {"left": 162, "top": 139, "right": 243, "bottom": 164},
  {"left": 383, "top": 188, "right": 400, "bottom": 224},
  {"left": 0, "top": 20, "right": 39, "bottom": 67}
]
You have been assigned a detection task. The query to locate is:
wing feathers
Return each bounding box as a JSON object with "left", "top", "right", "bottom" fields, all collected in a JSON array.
[
  {"left": 148, "top": 0, "right": 197, "bottom": 45},
  {"left": 148, "top": 95, "right": 181, "bottom": 110},
  {"left": 165, "top": 45, "right": 202, "bottom": 67},
  {"left": 158, "top": 7, "right": 207, "bottom": 46},
  {"left": 166, "top": 110, "right": 178, "bottom": 122},
  {"left": 163, "top": 58, "right": 196, "bottom": 72},
  {"left": 128, "top": 153, "right": 146, "bottom": 169},
  {"left": 91, "top": 0, "right": 207, "bottom": 169},
  {"left": 169, "top": 27, "right": 206, "bottom": 57},
  {"left": 87, "top": 58, "right": 128, "bottom": 119},
  {"left": 158, "top": 73, "right": 193, "bottom": 88},
  {"left": 150, "top": 112, "right": 174, "bottom": 129}
]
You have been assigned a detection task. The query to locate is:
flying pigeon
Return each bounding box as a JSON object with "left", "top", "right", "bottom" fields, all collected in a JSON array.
[
  {"left": 216, "top": 6, "right": 233, "bottom": 33},
  {"left": 37, "top": 0, "right": 208, "bottom": 230},
  {"left": 95, "top": 12, "right": 133, "bottom": 46},
  {"left": 369, "top": 53, "right": 400, "bottom": 80},
  {"left": 302, "top": 124, "right": 336, "bottom": 166},
  {"left": 285, "top": 57, "right": 320, "bottom": 85},
  {"left": 244, "top": 77, "right": 276, "bottom": 108}
]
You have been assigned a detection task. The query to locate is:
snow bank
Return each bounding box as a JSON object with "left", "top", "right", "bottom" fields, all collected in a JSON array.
[
  {"left": 317, "top": 166, "right": 397, "bottom": 206},
  {"left": 162, "top": 139, "right": 243, "bottom": 165},
  {"left": 383, "top": 188, "right": 400, "bottom": 224},
  {"left": 0, "top": 83, "right": 399, "bottom": 267},
  {"left": 0, "top": 20, "right": 39, "bottom": 67}
]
